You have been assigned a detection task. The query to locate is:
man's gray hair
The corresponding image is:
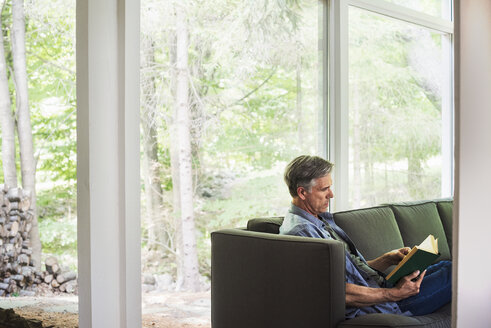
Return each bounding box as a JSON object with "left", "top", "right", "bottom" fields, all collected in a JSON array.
[{"left": 284, "top": 155, "right": 334, "bottom": 197}]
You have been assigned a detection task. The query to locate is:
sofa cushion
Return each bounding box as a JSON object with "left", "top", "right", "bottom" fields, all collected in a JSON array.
[
  {"left": 337, "top": 303, "right": 451, "bottom": 328},
  {"left": 390, "top": 201, "right": 451, "bottom": 261},
  {"left": 334, "top": 206, "right": 405, "bottom": 262},
  {"left": 247, "top": 217, "right": 284, "bottom": 234},
  {"left": 435, "top": 199, "right": 453, "bottom": 255}
]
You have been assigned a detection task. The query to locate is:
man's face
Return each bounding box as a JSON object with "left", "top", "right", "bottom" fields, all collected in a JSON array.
[{"left": 299, "top": 174, "right": 334, "bottom": 217}]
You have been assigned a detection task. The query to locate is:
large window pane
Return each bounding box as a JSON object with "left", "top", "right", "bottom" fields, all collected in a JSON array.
[
  {"left": 348, "top": 6, "right": 452, "bottom": 208},
  {"left": 140, "top": 0, "right": 324, "bottom": 297}
]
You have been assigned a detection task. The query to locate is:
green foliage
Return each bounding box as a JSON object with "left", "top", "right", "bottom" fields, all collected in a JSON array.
[
  {"left": 39, "top": 217, "right": 76, "bottom": 251},
  {"left": 196, "top": 171, "right": 291, "bottom": 277},
  {"left": 39, "top": 216, "right": 77, "bottom": 270},
  {"left": 39, "top": 217, "right": 76, "bottom": 269},
  {"left": 28, "top": 4, "right": 77, "bottom": 262},
  {"left": 32, "top": 103, "right": 76, "bottom": 184},
  {"left": 37, "top": 184, "right": 77, "bottom": 269},
  {"left": 347, "top": 7, "right": 445, "bottom": 206},
  {"left": 25, "top": 0, "right": 76, "bottom": 103},
  {"left": 204, "top": 68, "right": 303, "bottom": 169},
  {"left": 37, "top": 185, "right": 76, "bottom": 220}
]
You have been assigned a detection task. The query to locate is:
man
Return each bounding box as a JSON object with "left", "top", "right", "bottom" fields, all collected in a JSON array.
[{"left": 279, "top": 155, "right": 452, "bottom": 319}]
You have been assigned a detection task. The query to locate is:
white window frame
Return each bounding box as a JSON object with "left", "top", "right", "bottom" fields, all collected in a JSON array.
[{"left": 328, "top": 0, "right": 454, "bottom": 210}]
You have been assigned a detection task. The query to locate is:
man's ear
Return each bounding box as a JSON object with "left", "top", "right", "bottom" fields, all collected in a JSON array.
[{"left": 297, "top": 187, "right": 307, "bottom": 200}]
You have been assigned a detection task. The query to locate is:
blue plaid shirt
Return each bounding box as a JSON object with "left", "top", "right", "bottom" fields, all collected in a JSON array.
[{"left": 279, "top": 204, "right": 409, "bottom": 319}]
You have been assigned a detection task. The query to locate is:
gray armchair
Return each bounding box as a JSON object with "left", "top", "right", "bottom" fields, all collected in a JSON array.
[{"left": 211, "top": 228, "right": 346, "bottom": 328}]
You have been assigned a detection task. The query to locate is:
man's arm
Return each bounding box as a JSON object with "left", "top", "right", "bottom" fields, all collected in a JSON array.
[
  {"left": 367, "top": 247, "right": 411, "bottom": 272},
  {"left": 346, "top": 270, "right": 425, "bottom": 307}
]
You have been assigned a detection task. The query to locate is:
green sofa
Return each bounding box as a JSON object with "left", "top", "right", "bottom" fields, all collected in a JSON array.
[{"left": 211, "top": 199, "right": 453, "bottom": 328}]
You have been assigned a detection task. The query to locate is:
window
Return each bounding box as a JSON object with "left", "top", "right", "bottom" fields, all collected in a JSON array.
[
  {"left": 140, "top": 0, "right": 326, "bottom": 289},
  {"left": 329, "top": 0, "right": 453, "bottom": 209}
]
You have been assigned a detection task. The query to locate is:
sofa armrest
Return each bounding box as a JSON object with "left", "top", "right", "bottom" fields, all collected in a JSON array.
[{"left": 211, "top": 229, "right": 346, "bottom": 328}]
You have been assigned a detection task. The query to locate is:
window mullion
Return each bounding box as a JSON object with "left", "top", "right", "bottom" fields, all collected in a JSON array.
[{"left": 329, "top": 0, "right": 349, "bottom": 211}]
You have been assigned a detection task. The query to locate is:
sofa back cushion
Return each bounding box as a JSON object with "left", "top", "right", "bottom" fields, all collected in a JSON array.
[
  {"left": 390, "top": 201, "right": 451, "bottom": 261},
  {"left": 436, "top": 199, "right": 453, "bottom": 254},
  {"left": 247, "top": 217, "right": 284, "bottom": 234},
  {"left": 334, "top": 206, "right": 405, "bottom": 262}
]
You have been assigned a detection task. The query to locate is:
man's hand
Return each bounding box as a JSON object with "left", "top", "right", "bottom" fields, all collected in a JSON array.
[
  {"left": 386, "top": 247, "right": 411, "bottom": 265},
  {"left": 345, "top": 269, "right": 425, "bottom": 307},
  {"left": 388, "top": 269, "right": 426, "bottom": 301},
  {"left": 367, "top": 247, "right": 411, "bottom": 272}
]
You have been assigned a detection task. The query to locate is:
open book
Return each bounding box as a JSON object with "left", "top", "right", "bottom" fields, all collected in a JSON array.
[{"left": 385, "top": 234, "right": 440, "bottom": 285}]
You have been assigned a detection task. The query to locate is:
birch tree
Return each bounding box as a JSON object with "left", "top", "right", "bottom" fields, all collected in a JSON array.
[
  {"left": 0, "top": 0, "right": 17, "bottom": 188},
  {"left": 173, "top": 1, "right": 200, "bottom": 292},
  {"left": 11, "top": 0, "right": 41, "bottom": 269},
  {"left": 141, "top": 34, "right": 167, "bottom": 252}
]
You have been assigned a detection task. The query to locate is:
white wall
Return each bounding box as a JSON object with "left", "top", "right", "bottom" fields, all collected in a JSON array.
[{"left": 454, "top": 0, "right": 491, "bottom": 326}]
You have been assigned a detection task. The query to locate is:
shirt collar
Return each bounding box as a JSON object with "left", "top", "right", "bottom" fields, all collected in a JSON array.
[{"left": 289, "top": 204, "right": 331, "bottom": 230}]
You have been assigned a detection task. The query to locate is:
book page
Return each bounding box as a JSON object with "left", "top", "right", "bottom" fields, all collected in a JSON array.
[{"left": 417, "top": 234, "right": 438, "bottom": 254}]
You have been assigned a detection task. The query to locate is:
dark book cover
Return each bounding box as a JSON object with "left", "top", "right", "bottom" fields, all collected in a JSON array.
[{"left": 386, "top": 247, "right": 440, "bottom": 285}]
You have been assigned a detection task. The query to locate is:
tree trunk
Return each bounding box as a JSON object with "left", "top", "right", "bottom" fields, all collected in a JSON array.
[
  {"left": 141, "top": 35, "right": 167, "bottom": 251},
  {"left": 170, "top": 121, "right": 183, "bottom": 286},
  {"left": 0, "top": 2, "right": 18, "bottom": 188},
  {"left": 168, "top": 30, "right": 183, "bottom": 284},
  {"left": 11, "top": 0, "right": 41, "bottom": 270},
  {"left": 170, "top": 126, "right": 182, "bottom": 285},
  {"left": 174, "top": 2, "right": 200, "bottom": 292}
]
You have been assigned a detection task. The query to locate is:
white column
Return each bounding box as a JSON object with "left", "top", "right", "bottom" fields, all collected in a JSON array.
[
  {"left": 76, "top": 0, "right": 141, "bottom": 327},
  {"left": 329, "top": 0, "right": 349, "bottom": 211},
  {"left": 454, "top": 0, "right": 491, "bottom": 326}
]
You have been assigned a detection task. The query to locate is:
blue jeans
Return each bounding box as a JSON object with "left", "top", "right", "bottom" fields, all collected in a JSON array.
[{"left": 397, "top": 260, "right": 452, "bottom": 316}]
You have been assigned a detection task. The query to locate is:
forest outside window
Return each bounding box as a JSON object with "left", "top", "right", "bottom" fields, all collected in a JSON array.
[
  {"left": 329, "top": 0, "right": 454, "bottom": 210},
  {"left": 140, "top": 0, "right": 326, "bottom": 291}
]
